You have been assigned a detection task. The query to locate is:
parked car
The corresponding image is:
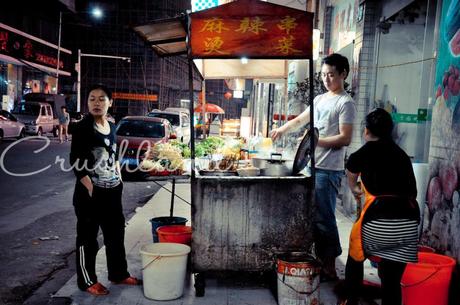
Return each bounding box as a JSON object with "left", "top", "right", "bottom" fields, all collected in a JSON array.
[
  {"left": 116, "top": 116, "right": 176, "bottom": 172},
  {"left": 12, "top": 93, "right": 65, "bottom": 136},
  {"left": 0, "top": 110, "right": 26, "bottom": 142},
  {"left": 147, "top": 110, "right": 190, "bottom": 144}
]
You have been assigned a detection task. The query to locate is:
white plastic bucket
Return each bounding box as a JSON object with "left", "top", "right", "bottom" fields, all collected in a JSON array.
[{"left": 139, "top": 242, "right": 191, "bottom": 300}]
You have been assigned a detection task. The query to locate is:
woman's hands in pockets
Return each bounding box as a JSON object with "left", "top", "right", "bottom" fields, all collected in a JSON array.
[{"left": 80, "top": 176, "right": 94, "bottom": 197}]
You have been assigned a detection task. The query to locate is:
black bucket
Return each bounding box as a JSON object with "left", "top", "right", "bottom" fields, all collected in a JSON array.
[{"left": 150, "top": 216, "right": 188, "bottom": 242}]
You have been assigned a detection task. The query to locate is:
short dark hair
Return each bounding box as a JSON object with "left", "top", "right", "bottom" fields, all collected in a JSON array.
[
  {"left": 365, "top": 108, "right": 394, "bottom": 139},
  {"left": 61, "top": 106, "right": 66, "bottom": 110},
  {"left": 321, "top": 53, "right": 350, "bottom": 78},
  {"left": 87, "top": 84, "right": 112, "bottom": 100}
]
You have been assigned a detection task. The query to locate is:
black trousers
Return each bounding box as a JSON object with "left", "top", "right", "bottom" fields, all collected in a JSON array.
[
  {"left": 344, "top": 255, "right": 407, "bottom": 305},
  {"left": 73, "top": 182, "right": 130, "bottom": 290}
]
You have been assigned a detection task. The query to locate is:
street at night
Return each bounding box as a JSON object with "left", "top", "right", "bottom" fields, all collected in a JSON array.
[
  {"left": 1, "top": 0, "right": 460, "bottom": 304},
  {"left": 0, "top": 136, "right": 161, "bottom": 304}
]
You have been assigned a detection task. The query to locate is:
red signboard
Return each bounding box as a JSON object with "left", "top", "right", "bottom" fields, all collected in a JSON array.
[
  {"left": 0, "top": 25, "right": 72, "bottom": 73},
  {"left": 190, "top": 0, "right": 313, "bottom": 59},
  {"left": 112, "top": 92, "right": 158, "bottom": 102}
]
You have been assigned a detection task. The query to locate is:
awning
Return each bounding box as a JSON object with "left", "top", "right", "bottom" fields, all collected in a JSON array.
[
  {"left": 193, "top": 58, "right": 287, "bottom": 79},
  {"left": 132, "top": 15, "right": 187, "bottom": 57},
  {"left": 132, "top": 0, "right": 313, "bottom": 79}
]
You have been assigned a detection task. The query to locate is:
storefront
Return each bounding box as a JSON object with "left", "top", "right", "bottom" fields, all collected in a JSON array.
[{"left": 0, "top": 23, "right": 72, "bottom": 111}]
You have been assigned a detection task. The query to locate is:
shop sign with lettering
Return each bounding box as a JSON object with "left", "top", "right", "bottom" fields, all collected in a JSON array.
[{"left": 190, "top": 0, "right": 313, "bottom": 59}]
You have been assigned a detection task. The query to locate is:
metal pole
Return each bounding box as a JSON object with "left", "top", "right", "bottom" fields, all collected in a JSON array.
[
  {"left": 77, "top": 49, "right": 81, "bottom": 112},
  {"left": 188, "top": 58, "right": 196, "bottom": 179},
  {"left": 309, "top": 59, "right": 315, "bottom": 183},
  {"left": 170, "top": 178, "right": 176, "bottom": 217},
  {"left": 56, "top": 11, "right": 62, "bottom": 93},
  {"left": 80, "top": 52, "right": 130, "bottom": 61},
  {"left": 76, "top": 50, "right": 130, "bottom": 113}
]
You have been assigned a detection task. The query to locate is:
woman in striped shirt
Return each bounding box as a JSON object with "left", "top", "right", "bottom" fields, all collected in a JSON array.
[{"left": 339, "top": 108, "right": 420, "bottom": 305}]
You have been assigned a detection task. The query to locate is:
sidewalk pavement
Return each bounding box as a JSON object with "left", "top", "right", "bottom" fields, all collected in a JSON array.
[{"left": 53, "top": 182, "right": 381, "bottom": 305}]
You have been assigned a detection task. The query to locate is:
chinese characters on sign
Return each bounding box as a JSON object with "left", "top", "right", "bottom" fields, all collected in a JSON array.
[
  {"left": 190, "top": 0, "right": 313, "bottom": 59},
  {"left": 0, "top": 27, "right": 71, "bottom": 72}
]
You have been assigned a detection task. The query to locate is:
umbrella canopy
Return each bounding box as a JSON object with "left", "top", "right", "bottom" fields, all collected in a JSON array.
[{"left": 194, "top": 103, "right": 225, "bottom": 114}]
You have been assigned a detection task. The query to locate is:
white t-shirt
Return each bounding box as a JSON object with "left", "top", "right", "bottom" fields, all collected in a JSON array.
[{"left": 307, "top": 91, "right": 356, "bottom": 171}]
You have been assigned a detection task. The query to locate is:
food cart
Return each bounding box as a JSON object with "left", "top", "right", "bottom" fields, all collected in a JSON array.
[{"left": 133, "top": 0, "right": 316, "bottom": 297}]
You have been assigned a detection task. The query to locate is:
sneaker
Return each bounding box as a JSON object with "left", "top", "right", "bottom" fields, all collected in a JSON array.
[{"left": 86, "top": 282, "right": 109, "bottom": 296}]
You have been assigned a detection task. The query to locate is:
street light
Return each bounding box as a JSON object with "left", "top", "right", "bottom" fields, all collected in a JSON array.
[
  {"left": 76, "top": 49, "right": 131, "bottom": 112},
  {"left": 91, "top": 7, "right": 103, "bottom": 19},
  {"left": 56, "top": 8, "right": 105, "bottom": 93}
]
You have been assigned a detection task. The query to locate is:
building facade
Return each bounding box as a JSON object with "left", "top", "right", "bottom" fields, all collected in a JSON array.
[
  {"left": 314, "top": 1, "right": 460, "bottom": 297},
  {"left": 0, "top": 1, "right": 73, "bottom": 111}
]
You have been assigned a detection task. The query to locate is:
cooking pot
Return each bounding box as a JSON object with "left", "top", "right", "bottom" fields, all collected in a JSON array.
[
  {"left": 251, "top": 127, "right": 318, "bottom": 177},
  {"left": 251, "top": 153, "right": 293, "bottom": 176}
]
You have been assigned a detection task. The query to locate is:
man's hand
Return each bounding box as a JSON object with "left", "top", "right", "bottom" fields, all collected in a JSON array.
[
  {"left": 351, "top": 185, "right": 363, "bottom": 201},
  {"left": 270, "top": 127, "right": 285, "bottom": 141}
]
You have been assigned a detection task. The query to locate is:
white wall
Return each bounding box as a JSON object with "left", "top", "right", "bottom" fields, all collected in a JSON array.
[{"left": 374, "top": 20, "right": 426, "bottom": 158}]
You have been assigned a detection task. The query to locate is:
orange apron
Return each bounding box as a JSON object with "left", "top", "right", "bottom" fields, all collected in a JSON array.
[{"left": 349, "top": 183, "right": 375, "bottom": 262}]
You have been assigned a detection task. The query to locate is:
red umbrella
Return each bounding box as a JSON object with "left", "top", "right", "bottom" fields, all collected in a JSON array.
[{"left": 194, "top": 103, "right": 225, "bottom": 114}]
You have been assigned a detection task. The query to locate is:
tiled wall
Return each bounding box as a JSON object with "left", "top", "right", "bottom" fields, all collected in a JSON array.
[{"left": 339, "top": 1, "right": 379, "bottom": 217}]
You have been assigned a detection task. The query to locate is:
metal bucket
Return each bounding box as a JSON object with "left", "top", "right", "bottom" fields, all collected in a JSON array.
[{"left": 276, "top": 252, "right": 321, "bottom": 305}]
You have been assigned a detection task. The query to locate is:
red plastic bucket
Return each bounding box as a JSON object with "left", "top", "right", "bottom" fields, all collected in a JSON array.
[
  {"left": 401, "top": 252, "right": 456, "bottom": 305},
  {"left": 157, "top": 225, "right": 192, "bottom": 245},
  {"left": 418, "top": 245, "right": 435, "bottom": 253}
]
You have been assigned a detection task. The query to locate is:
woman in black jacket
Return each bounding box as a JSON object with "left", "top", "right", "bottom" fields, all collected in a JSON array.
[{"left": 70, "top": 84, "right": 140, "bottom": 296}]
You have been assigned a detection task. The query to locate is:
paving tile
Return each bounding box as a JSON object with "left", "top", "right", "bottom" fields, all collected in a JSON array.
[{"left": 53, "top": 183, "right": 381, "bottom": 305}]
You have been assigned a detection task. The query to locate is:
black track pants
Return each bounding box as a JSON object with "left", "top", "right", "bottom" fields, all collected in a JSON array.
[{"left": 73, "top": 182, "right": 130, "bottom": 290}]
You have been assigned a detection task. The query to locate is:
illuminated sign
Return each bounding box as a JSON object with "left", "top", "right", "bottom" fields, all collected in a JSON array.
[
  {"left": 190, "top": 0, "right": 313, "bottom": 59},
  {"left": 112, "top": 92, "right": 158, "bottom": 102},
  {"left": 0, "top": 24, "right": 72, "bottom": 73}
]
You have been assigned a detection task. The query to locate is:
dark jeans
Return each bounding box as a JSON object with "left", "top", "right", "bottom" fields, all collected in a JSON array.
[
  {"left": 344, "top": 255, "right": 407, "bottom": 305},
  {"left": 73, "top": 182, "right": 130, "bottom": 290},
  {"left": 313, "top": 169, "right": 343, "bottom": 260}
]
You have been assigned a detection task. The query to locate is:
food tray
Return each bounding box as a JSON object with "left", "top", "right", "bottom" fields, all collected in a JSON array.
[
  {"left": 198, "top": 170, "right": 238, "bottom": 176},
  {"left": 149, "top": 169, "right": 184, "bottom": 176}
]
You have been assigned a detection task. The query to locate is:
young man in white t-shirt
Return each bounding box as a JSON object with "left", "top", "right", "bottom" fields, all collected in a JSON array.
[{"left": 271, "top": 53, "right": 357, "bottom": 281}]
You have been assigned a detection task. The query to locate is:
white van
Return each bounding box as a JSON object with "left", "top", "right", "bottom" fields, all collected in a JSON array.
[
  {"left": 13, "top": 102, "right": 59, "bottom": 136},
  {"left": 164, "top": 107, "right": 190, "bottom": 116},
  {"left": 147, "top": 109, "right": 191, "bottom": 144},
  {"left": 12, "top": 93, "right": 65, "bottom": 136}
]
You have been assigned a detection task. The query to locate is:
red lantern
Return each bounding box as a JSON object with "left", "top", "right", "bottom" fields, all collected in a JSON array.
[{"left": 224, "top": 91, "right": 232, "bottom": 100}]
